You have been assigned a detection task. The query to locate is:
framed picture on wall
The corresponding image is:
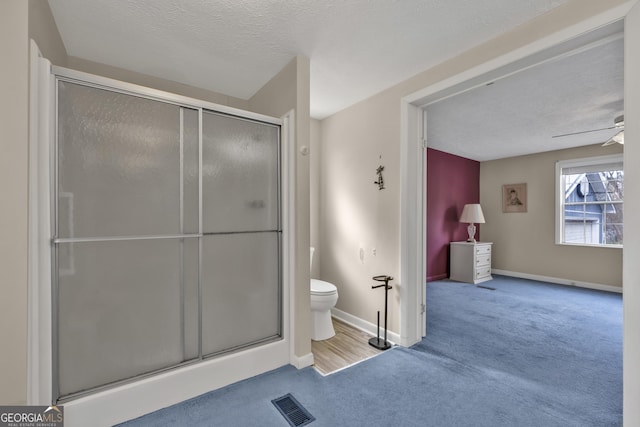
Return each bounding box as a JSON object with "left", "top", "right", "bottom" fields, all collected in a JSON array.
[{"left": 502, "top": 183, "right": 527, "bottom": 213}]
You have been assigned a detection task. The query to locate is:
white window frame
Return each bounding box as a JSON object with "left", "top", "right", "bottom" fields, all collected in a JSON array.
[{"left": 555, "top": 153, "right": 624, "bottom": 248}]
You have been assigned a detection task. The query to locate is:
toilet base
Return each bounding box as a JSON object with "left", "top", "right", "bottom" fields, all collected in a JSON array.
[{"left": 311, "top": 309, "right": 335, "bottom": 341}]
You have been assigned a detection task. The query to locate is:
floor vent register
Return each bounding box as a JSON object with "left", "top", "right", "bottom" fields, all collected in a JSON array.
[{"left": 271, "top": 393, "right": 315, "bottom": 426}]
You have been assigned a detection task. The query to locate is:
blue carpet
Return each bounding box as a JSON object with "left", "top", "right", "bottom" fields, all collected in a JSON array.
[{"left": 118, "top": 275, "right": 622, "bottom": 426}]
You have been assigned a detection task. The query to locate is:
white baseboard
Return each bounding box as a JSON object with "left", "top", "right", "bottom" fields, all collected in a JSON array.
[
  {"left": 331, "top": 307, "right": 401, "bottom": 345},
  {"left": 492, "top": 269, "right": 623, "bottom": 294},
  {"left": 290, "top": 352, "right": 314, "bottom": 369}
]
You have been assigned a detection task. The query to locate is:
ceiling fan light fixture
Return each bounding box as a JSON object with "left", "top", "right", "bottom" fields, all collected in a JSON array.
[{"left": 614, "top": 114, "right": 624, "bottom": 128}]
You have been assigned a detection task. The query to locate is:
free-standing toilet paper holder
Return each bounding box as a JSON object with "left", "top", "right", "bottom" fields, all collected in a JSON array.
[{"left": 369, "top": 275, "right": 393, "bottom": 350}]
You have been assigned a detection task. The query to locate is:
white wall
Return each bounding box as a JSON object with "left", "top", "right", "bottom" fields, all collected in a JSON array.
[
  {"left": 320, "top": 92, "right": 402, "bottom": 332},
  {"left": 28, "top": 0, "right": 67, "bottom": 67},
  {"left": 310, "top": 118, "right": 321, "bottom": 279},
  {"left": 69, "top": 57, "right": 249, "bottom": 110},
  {"left": 0, "top": 0, "right": 29, "bottom": 405},
  {"left": 0, "top": 0, "right": 70, "bottom": 406}
]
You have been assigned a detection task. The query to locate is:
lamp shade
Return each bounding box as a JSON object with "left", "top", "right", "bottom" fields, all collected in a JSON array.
[{"left": 460, "top": 204, "right": 485, "bottom": 224}]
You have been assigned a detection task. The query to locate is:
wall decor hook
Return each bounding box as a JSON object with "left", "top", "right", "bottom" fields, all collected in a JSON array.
[{"left": 374, "top": 165, "right": 385, "bottom": 190}]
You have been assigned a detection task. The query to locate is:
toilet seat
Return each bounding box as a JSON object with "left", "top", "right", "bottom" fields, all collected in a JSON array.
[{"left": 311, "top": 279, "right": 337, "bottom": 296}]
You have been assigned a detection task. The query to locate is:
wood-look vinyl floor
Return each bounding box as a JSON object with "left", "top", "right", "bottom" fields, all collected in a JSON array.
[{"left": 311, "top": 318, "right": 383, "bottom": 375}]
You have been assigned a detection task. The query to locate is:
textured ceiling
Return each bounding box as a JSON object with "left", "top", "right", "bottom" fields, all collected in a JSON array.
[
  {"left": 426, "top": 35, "right": 624, "bottom": 161},
  {"left": 47, "top": 0, "right": 569, "bottom": 119}
]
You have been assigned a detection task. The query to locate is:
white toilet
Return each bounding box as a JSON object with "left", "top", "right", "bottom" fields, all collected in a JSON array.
[{"left": 310, "top": 247, "right": 339, "bottom": 341}]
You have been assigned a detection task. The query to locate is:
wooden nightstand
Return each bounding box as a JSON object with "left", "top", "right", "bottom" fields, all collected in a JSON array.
[{"left": 449, "top": 241, "right": 493, "bottom": 284}]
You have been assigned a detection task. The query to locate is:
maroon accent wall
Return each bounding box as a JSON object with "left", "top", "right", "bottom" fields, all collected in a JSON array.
[{"left": 426, "top": 148, "right": 480, "bottom": 282}]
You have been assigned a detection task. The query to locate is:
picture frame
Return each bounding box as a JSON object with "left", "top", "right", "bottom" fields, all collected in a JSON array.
[{"left": 502, "top": 183, "right": 527, "bottom": 213}]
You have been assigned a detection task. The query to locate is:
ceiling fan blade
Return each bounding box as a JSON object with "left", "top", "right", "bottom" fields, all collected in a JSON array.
[
  {"left": 552, "top": 125, "right": 617, "bottom": 138},
  {"left": 602, "top": 130, "right": 624, "bottom": 146}
]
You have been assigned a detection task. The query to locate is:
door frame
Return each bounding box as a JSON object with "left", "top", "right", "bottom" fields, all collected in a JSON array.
[
  {"left": 399, "top": 1, "right": 636, "bottom": 345},
  {"left": 623, "top": 1, "right": 640, "bottom": 424}
]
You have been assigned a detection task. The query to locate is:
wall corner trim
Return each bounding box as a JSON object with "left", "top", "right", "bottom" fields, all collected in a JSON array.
[{"left": 290, "top": 353, "right": 314, "bottom": 370}]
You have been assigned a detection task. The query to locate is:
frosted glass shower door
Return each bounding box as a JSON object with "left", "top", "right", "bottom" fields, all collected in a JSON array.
[
  {"left": 201, "top": 111, "right": 281, "bottom": 356},
  {"left": 55, "top": 81, "right": 199, "bottom": 399},
  {"left": 53, "top": 76, "right": 283, "bottom": 403}
]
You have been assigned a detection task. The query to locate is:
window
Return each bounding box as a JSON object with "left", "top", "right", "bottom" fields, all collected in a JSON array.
[{"left": 556, "top": 154, "right": 623, "bottom": 247}]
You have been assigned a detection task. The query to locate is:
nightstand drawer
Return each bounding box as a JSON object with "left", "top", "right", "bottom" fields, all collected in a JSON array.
[
  {"left": 475, "top": 245, "right": 491, "bottom": 255},
  {"left": 476, "top": 266, "right": 492, "bottom": 279},
  {"left": 476, "top": 254, "right": 491, "bottom": 267}
]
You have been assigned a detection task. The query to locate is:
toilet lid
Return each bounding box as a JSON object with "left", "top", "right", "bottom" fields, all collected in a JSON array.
[{"left": 311, "top": 279, "right": 337, "bottom": 295}]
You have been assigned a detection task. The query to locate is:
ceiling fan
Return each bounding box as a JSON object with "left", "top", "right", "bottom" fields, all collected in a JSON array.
[{"left": 552, "top": 114, "right": 624, "bottom": 145}]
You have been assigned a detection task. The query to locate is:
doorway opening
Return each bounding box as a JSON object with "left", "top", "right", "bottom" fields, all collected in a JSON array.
[{"left": 400, "top": 15, "right": 629, "bottom": 345}]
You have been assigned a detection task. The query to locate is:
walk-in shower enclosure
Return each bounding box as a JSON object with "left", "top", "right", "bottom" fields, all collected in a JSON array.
[{"left": 50, "top": 68, "right": 284, "bottom": 403}]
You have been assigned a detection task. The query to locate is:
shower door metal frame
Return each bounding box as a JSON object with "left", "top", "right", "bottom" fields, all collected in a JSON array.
[{"left": 50, "top": 65, "right": 286, "bottom": 403}]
